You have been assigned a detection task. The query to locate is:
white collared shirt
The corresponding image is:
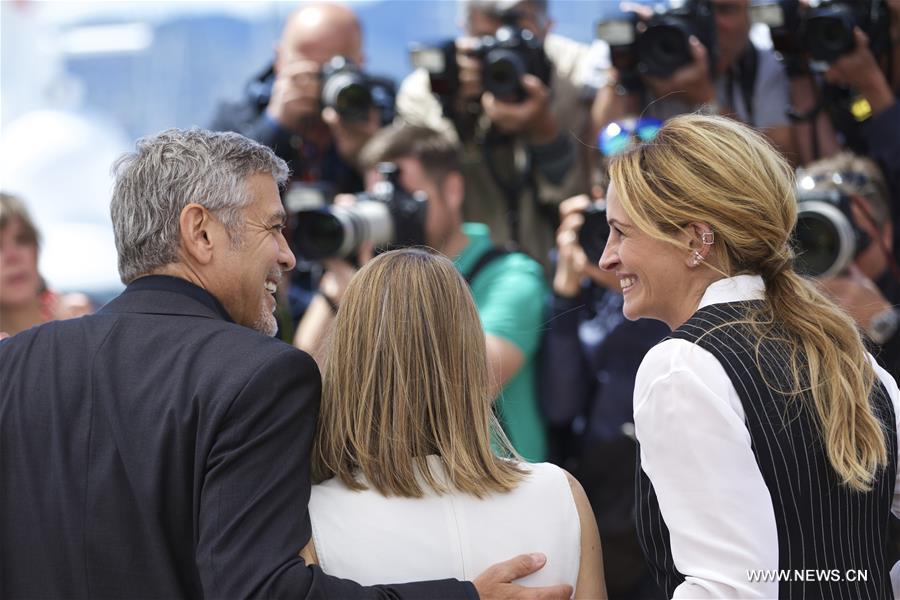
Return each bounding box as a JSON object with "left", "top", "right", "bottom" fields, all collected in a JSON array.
[{"left": 634, "top": 274, "right": 900, "bottom": 599}]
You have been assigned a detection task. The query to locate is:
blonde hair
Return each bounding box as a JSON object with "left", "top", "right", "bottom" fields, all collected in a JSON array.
[
  {"left": 312, "top": 248, "right": 525, "bottom": 497},
  {"left": 608, "top": 114, "right": 887, "bottom": 491}
]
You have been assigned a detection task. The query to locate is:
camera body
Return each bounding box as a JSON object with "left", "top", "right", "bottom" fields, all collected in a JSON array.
[
  {"left": 595, "top": 0, "right": 717, "bottom": 89},
  {"left": 410, "top": 25, "right": 552, "bottom": 105},
  {"left": 288, "top": 163, "right": 428, "bottom": 261},
  {"left": 752, "top": 0, "right": 890, "bottom": 65},
  {"left": 793, "top": 189, "right": 871, "bottom": 278},
  {"left": 475, "top": 25, "right": 553, "bottom": 101},
  {"left": 320, "top": 56, "right": 396, "bottom": 124},
  {"left": 578, "top": 202, "right": 611, "bottom": 265}
]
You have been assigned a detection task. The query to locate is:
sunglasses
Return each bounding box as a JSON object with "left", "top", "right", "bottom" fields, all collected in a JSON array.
[
  {"left": 598, "top": 117, "right": 663, "bottom": 157},
  {"left": 796, "top": 170, "right": 874, "bottom": 192}
]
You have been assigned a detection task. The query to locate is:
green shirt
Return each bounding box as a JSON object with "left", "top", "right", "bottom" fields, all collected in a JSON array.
[{"left": 454, "top": 223, "right": 548, "bottom": 461}]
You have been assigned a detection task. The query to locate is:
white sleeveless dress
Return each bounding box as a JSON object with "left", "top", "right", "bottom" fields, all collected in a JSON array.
[{"left": 308, "top": 457, "right": 581, "bottom": 588}]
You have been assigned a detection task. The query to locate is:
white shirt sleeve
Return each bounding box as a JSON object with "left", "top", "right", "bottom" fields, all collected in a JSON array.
[
  {"left": 869, "top": 357, "right": 900, "bottom": 518},
  {"left": 869, "top": 356, "right": 900, "bottom": 597},
  {"left": 634, "top": 339, "right": 779, "bottom": 599}
]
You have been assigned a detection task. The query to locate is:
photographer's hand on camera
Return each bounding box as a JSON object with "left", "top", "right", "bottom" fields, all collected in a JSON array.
[
  {"left": 266, "top": 59, "right": 322, "bottom": 131},
  {"left": 825, "top": 28, "right": 896, "bottom": 117},
  {"left": 643, "top": 35, "right": 717, "bottom": 108},
  {"left": 322, "top": 105, "right": 382, "bottom": 166},
  {"left": 553, "top": 195, "right": 591, "bottom": 298},
  {"left": 482, "top": 74, "right": 557, "bottom": 143}
]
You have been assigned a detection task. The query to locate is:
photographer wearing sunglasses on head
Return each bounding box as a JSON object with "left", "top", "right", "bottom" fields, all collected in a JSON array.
[
  {"left": 591, "top": 0, "right": 795, "bottom": 162},
  {"left": 770, "top": 0, "right": 900, "bottom": 260},
  {"left": 794, "top": 152, "right": 900, "bottom": 380}
]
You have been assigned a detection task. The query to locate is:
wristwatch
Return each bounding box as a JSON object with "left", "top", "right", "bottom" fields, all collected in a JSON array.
[{"left": 868, "top": 308, "right": 899, "bottom": 345}]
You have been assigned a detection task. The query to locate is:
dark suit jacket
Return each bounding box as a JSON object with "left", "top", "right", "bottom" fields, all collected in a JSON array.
[{"left": 0, "top": 277, "right": 474, "bottom": 599}]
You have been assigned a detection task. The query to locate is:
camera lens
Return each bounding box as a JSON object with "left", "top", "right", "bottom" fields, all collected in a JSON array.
[
  {"left": 322, "top": 71, "right": 373, "bottom": 122},
  {"left": 483, "top": 49, "right": 526, "bottom": 99},
  {"left": 802, "top": 8, "right": 856, "bottom": 63},
  {"left": 637, "top": 20, "right": 692, "bottom": 77},
  {"left": 793, "top": 200, "right": 856, "bottom": 278},
  {"left": 293, "top": 209, "right": 351, "bottom": 260},
  {"left": 293, "top": 202, "right": 395, "bottom": 260}
]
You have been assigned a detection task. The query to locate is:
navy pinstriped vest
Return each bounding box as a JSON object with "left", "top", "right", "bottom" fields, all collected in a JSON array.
[{"left": 636, "top": 301, "right": 898, "bottom": 599}]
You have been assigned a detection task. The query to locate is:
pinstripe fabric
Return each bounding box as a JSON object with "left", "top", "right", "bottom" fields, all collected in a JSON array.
[{"left": 636, "top": 301, "right": 898, "bottom": 599}]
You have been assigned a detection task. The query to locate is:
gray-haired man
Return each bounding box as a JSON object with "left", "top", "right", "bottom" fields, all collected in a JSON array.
[{"left": 0, "top": 128, "right": 569, "bottom": 599}]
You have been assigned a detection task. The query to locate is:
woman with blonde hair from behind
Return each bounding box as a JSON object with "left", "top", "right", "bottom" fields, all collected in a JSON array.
[
  {"left": 598, "top": 113, "right": 900, "bottom": 599},
  {"left": 302, "top": 247, "right": 605, "bottom": 598}
]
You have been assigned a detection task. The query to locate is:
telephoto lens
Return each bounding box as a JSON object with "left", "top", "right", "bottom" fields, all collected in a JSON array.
[
  {"left": 793, "top": 189, "right": 870, "bottom": 278},
  {"left": 320, "top": 56, "right": 373, "bottom": 122},
  {"left": 293, "top": 202, "right": 394, "bottom": 261},
  {"left": 290, "top": 163, "right": 428, "bottom": 261}
]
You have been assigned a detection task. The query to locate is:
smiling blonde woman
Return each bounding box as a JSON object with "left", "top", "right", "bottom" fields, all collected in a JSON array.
[
  {"left": 598, "top": 113, "right": 900, "bottom": 599},
  {"left": 302, "top": 247, "right": 606, "bottom": 598}
]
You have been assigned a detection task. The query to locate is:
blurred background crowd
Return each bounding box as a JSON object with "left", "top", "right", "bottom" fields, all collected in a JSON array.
[{"left": 2, "top": 0, "right": 899, "bottom": 597}]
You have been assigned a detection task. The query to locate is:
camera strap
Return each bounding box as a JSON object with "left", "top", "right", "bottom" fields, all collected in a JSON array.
[
  {"left": 464, "top": 246, "right": 512, "bottom": 285},
  {"left": 725, "top": 42, "right": 759, "bottom": 126}
]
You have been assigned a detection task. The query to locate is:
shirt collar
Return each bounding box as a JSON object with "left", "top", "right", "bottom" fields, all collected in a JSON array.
[
  {"left": 698, "top": 274, "right": 766, "bottom": 309},
  {"left": 124, "top": 275, "right": 235, "bottom": 323}
]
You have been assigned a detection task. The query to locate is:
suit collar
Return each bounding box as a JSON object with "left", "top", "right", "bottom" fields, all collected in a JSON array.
[{"left": 99, "top": 275, "right": 235, "bottom": 323}]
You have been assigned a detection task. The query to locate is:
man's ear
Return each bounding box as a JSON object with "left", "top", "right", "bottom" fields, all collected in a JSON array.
[
  {"left": 179, "top": 203, "right": 216, "bottom": 266},
  {"left": 441, "top": 171, "right": 465, "bottom": 213}
]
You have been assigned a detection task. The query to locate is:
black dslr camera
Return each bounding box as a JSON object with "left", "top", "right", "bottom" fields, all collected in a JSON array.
[
  {"left": 410, "top": 21, "right": 552, "bottom": 104},
  {"left": 792, "top": 188, "right": 871, "bottom": 278},
  {"left": 751, "top": 0, "right": 891, "bottom": 65},
  {"left": 287, "top": 163, "right": 428, "bottom": 261},
  {"left": 320, "top": 56, "right": 396, "bottom": 125},
  {"left": 595, "top": 0, "right": 717, "bottom": 90},
  {"left": 578, "top": 202, "right": 611, "bottom": 265}
]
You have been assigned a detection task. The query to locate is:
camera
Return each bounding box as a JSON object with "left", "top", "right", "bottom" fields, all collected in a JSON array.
[
  {"left": 287, "top": 163, "right": 428, "bottom": 261},
  {"left": 476, "top": 25, "right": 552, "bottom": 101},
  {"left": 320, "top": 56, "right": 396, "bottom": 124},
  {"left": 595, "top": 0, "right": 717, "bottom": 87},
  {"left": 410, "top": 24, "right": 552, "bottom": 104},
  {"left": 751, "top": 0, "right": 890, "bottom": 65},
  {"left": 578, "top": 202, "right": 611, "bottom": 265},
  {"left": 792, "top": 189, "right": 871, "bottom": 278}
]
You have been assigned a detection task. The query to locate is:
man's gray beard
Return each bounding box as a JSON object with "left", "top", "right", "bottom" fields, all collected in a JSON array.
[{"left": 253, "top": 308, "right": 278, "bottom": 337}]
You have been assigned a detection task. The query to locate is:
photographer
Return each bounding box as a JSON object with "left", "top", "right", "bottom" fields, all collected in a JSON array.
[
  {"left": 210, "top": 2, "right": 384, "bottom": 192},
  {"left": 397, "top": 0, "right": 595, "bottom": 271},
  {"left": 785, "top": 0, "right": 900, "bottom": 258},
  {"left": 211, "top": 3, "right": 394, "bottom": 332},
  {"left": 798, "top": 152, "right": 900, "bottom": 379},
  {"left": 293, "top": 123, "right": 549, "bottom": 462},
  {"left": 591, "top": 0, "right": 794, "bottom": 160},
  {"left": 542, "top": 191, "right": 667, "bottom": 600}
]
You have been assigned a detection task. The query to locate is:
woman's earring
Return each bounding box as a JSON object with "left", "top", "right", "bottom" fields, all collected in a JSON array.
[{"left": 691, "top": 251, "right": 704, "bottom": 266}]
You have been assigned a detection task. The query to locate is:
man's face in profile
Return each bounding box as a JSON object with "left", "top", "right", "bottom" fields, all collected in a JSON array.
[{"left": 211, "top": 174, "right": 295, "bottom": 337}]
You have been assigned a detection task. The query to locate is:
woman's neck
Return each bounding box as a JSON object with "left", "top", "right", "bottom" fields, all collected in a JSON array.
[{"left": 0, "top": 300, "right": 46, "bottom": 336}]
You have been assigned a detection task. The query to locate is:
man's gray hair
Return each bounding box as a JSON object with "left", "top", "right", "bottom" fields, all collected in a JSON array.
[{"left": 110, "top": 128, "right": 289, "bottom": 284}]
